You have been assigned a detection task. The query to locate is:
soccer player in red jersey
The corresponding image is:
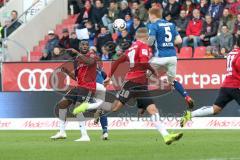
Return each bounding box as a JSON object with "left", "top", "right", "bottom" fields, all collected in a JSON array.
[
  {"left": 181, "top": 37, "right": 240, "bottom": 127},
  {"left": 51, "top": 40, "right": 98, "bottom": 141},
  {"left": 74, "top": 28, "right": 183, "bottom": 145}
]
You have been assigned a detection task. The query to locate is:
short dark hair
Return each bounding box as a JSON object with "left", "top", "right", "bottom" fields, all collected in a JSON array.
[
  {"left": 11, "top": 10, "right": 18, "bottom": 15},
  {"left": 133, "top": 15, "right": 140, "bottom": 21},
  {"left": 132, "top": 0, "right": 140, "bottom": 4},
  {"left": 222, "top": 25, "right": 228, "bottom": 29}
]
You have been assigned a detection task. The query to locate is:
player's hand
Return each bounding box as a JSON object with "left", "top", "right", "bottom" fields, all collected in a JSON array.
[
  {"left": 66, "top": 48, "right": 79, "bottom": 54},
  {"left": 103, "top": 77, "right": 111, "bottom": 87}
]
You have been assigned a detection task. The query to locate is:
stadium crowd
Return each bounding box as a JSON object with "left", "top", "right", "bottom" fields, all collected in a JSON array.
[{"left": 40, "top": 0, "right": 240, "bottom": 61}]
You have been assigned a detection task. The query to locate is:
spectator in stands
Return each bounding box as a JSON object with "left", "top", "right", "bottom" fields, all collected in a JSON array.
[
  {"left": 175, "top": 10, "right": 189, "bottom": 38},
  {"left": 1, "top": 10, "right": 22, "bottom": 37},
  {"left": 91, "top": 0, "right": 108, "bottom": 30},
  {"left": 218, "top": 8, "right": 235, "bottom": 34},
  {"left": 149, "top": 0, "right": 161, "bottom": 10},
  {"left": 85, "top": 20, "right": 96, "bottom": 46},
  {"left": 131, "top": 0, "right": 148, "bottom": 22},
  {"left": 69, "top": 31, "right": 80, "bottom": 51},
  {"left": 101, "top": 41, "right": 116, "bottom": 60},
  {"left": 226, "top": 0, "right": 240, "bottom": 16},
  {"left": 162, "top": 0, "right": 181, "bottom": 20},
  {"left": 51, "top": 47, "right": 76, "bottom": 61},
  {"left": 75, "top": 1, "right": 93, "bottom": 28},
  {"left": 118, "top": 0, "right": 131, "bottom": 19},
  {"left": 199, "top": 0, "right": 210, "bottom": 17},
  {"left": 116, "top": 29, "right": 132, "bottom": 46},
  {"left": 200, "top": 14, "right": 218, "bottom": 45},
  {"left": 112, "top": 40, "right": 131, "bottom": 60},
  {"left": 181, "top": 0, "right": 196, "bottom": 18},
  {"left": 233, "top": 14, "right": 240, "bottom": 44},
  {"left": 211, "top": 25, "right": 234, "bottom": 56},
  {"left": 163, "top": 11, "right": 174, "bottom": 23},
  {"left": 59, "top": 28, "right": 70, "bottom": 49},
  {"left": 42, "top": 30, "right": 59, "bottom": 60},
  {"left": 68, "top": 0, "right": 80, "bottom": 15},
  {"left": 124, "top": 13, "right": 133, "bottom": 33},
  {"left": 96, "top": 26, "right": 112, "bottom": 54},
  {"left": 102, "top": 0, "right": 119, "bottom": 33},
  {"left": 129, "top": 16, "right": 145, "bottom": 37},
  {"left": 208, "top": 0, "right": 224, "bottom": 21},
  {"left": 182, "top": 9, "right": 203, "bottom": 49},
  {"left": 101, "top": 46, "right": 110, "bottom": 61}
]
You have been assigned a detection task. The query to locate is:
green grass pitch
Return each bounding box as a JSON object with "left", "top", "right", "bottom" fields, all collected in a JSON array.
[{"left": 0, "top": 130, "right": 240, "bottom": 160}]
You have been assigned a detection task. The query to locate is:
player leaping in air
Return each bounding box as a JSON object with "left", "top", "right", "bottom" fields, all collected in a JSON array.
[
  {"left": 147, "top": 8, "right": 194, "bottom": 109},
  {"left": 180, "top": 37, "right": 240, "bottom": 127},
  {"left": 74, "top": 28, "right": 183, "bottom": 145}
]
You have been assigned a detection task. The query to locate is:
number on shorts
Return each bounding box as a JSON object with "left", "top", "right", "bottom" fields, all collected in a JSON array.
[{"left": 119, "top": 89, "right": 130, "bottom": 98}]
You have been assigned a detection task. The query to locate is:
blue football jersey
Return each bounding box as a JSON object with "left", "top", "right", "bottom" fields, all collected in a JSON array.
[
  {"left": 148, "top": 19, "right": 179, "bottom": 57},
  {"left": 96, "top": 68, "right": 107, "bottom": 84}
]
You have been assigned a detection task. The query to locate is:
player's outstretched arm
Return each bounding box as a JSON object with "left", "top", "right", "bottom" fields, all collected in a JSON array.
[
  {"left": 61, "top": 67, "right": 76, "bottom": 80},
  {"left": 233, "top": 56, "right": 240, "bottom": 81},
  {"left": 104, "top": 55, "right": 128, "bottom": 86},
  {"left": 68, "top": 48, "right": 97, "bottom": 66}
]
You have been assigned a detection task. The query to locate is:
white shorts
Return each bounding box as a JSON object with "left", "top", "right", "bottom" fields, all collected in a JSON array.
[
  {"left": 150, "top": 56, "right": 177, "bottom": 80},
  {"left": 96, "top": 83, "right": 106, "bottom": 101}
]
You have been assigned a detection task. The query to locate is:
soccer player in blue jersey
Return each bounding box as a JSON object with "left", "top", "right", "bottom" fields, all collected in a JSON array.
[{"left": 148, "top": 8, "right": 194, "bottom": 109}]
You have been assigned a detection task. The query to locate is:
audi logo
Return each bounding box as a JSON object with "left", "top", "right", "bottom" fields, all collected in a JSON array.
[{"left": 17, "top": 68, "right": 70, "bottom": 91}]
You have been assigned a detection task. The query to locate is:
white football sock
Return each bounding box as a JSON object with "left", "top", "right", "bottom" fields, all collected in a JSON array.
[
  {"left": 59, "top": 108, "right": 67, "bottom": 133},
  {"left": 151, "top": 113, "right": 169, "bottom": 137},
  {"left": 77, "top": 113, "right": 88, "bottom": 137},
  {"left": 87, "top": 99, "right": 104, "bottom": 110},
  {"left": 191, "top": 106, "right": 214, "bottom": 117}
]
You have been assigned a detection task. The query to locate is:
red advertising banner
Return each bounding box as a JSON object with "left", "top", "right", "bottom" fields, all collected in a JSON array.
[{"left": 1, "top": 59, "right": 226, "bottom": 91}]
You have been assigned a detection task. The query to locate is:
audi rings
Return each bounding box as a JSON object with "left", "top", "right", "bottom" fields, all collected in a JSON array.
[{"left": 17, "top": 68, "right": 70, "bottom": 91}]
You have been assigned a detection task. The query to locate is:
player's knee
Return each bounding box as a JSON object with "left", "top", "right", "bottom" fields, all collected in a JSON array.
[
  {"left": 58, "top": 99, "right": 72, "bottom": 109},
  {"left": 213, "top": 105, "right": 222, "bottom": 114},
  {"left": 146, "top": 104, "right": 158, "bottom": 115}
]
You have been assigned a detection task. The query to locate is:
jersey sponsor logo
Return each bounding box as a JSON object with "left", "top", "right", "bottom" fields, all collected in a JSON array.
[{"left": 158, "top": 22, "right": 173, "bottom": 27}]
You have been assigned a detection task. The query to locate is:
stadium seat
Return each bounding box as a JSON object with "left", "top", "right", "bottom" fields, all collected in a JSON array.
[
  {"left": 31, "top": 56, "right": 41, "bottom": 61},
  {"left": 31, "top": 51, "right": 42, "bottom": 57},
  {"left": 21, "top": 56, "right": 28, "bottom": 62},
  {"left": 194, "top": 46, "right": 207, "bottom": 58},
  {"left": 178, "top": 47, "right": 193, "bottom": 58}
]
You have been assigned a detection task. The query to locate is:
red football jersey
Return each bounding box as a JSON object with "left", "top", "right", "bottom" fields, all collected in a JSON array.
[
  {"left": 222, "top": 48, "right": 240, "bottom": 88},
  {"left": 124, "top": 40, "right": 152, "bottom": 83},
  {"left": 76, "top": 52, "right": 97, "bottom": 91}
]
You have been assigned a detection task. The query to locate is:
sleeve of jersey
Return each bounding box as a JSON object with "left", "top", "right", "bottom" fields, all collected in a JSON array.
[
  {"left": 108, "top": 55, "right": 128, "bottom": 78},
  {"left": 173, "top": 24, "right": 180, "bottom": 36},
  {"left": 148, "top": 23, "right": 157, "bottom": 36},
  {"left": 234, "top": 56, "right": 240, "bottom": 81}
]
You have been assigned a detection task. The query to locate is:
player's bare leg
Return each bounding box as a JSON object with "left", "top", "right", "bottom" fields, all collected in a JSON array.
[
  {"left": 50, "top": 99, "right": 72, "bottom": 139},
  {"left": 146, "top": 104, "right": 183, "bottom": 145}
]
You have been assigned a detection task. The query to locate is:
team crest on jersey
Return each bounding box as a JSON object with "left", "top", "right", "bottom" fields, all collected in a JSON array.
[{"left": 142, "top": 49, "right": 148, "bottom": 56}]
